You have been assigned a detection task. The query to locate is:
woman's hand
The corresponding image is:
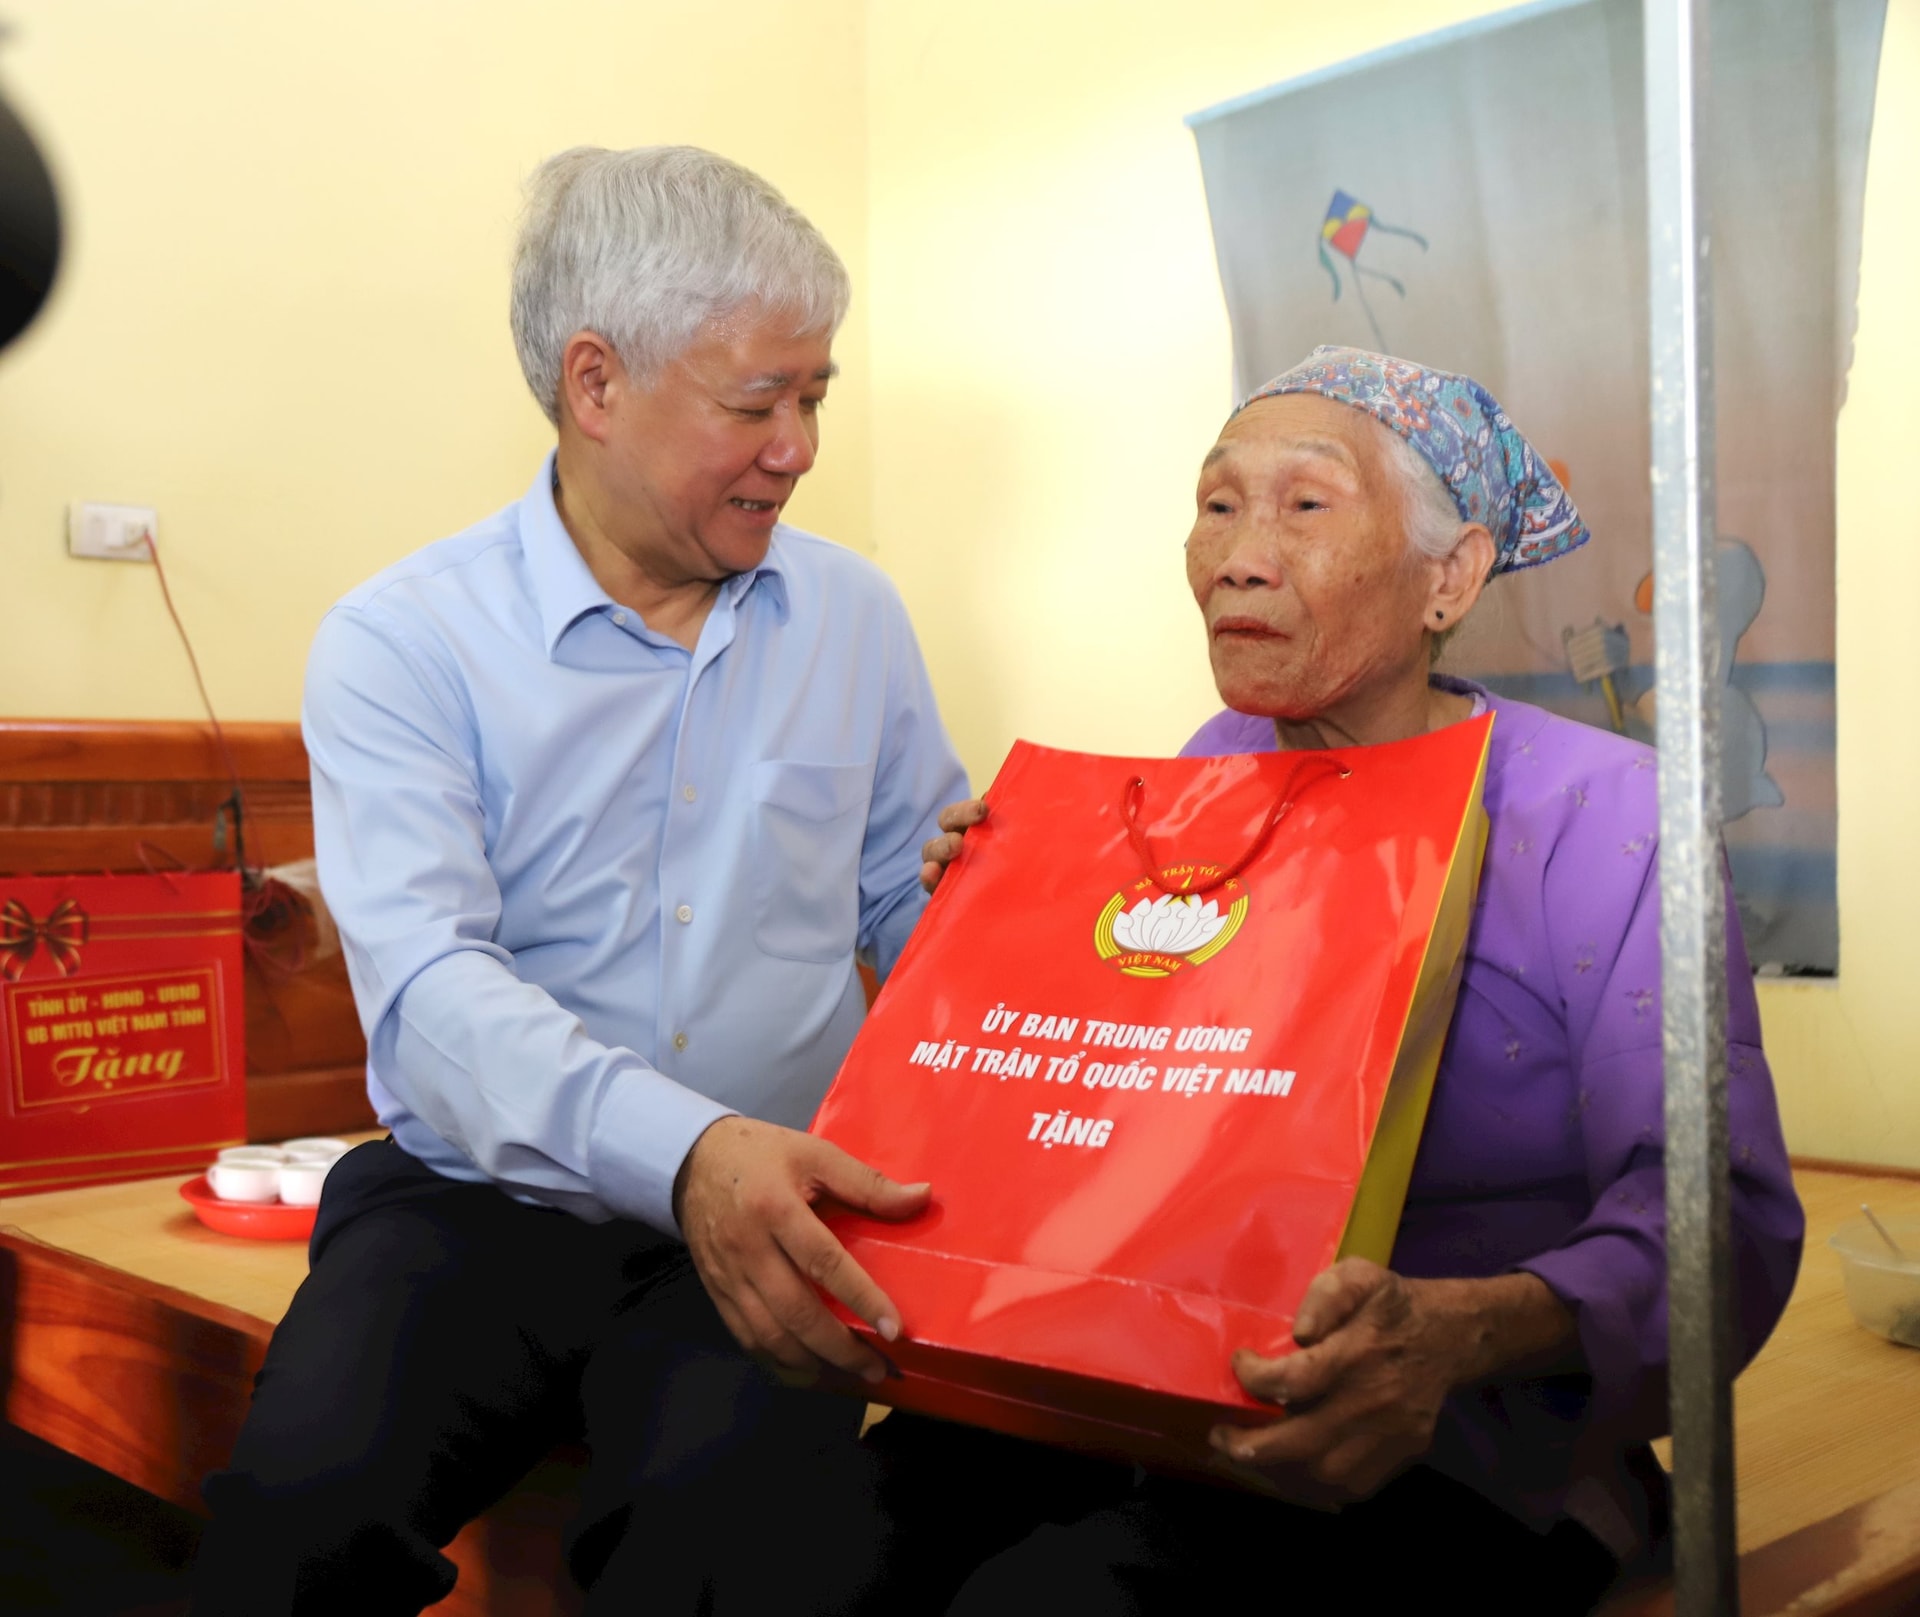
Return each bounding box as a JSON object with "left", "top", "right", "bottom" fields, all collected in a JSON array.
[
  {"left": 1208, "top": 1260, "right": 1574, "bottom": 1505},
  {"left": 919, "top": 799, "right": 988, "bottom": 893}
]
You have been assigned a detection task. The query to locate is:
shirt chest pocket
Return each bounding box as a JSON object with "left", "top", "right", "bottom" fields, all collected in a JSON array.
[{"left": 750, "top": 760, "right": 873, "bottom": 964}]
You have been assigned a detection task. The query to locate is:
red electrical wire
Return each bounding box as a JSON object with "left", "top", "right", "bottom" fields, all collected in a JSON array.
[
  {"left": 135, "top": 529, "right": 321, "bottom": 978},
  {"left": 139, "top": 528, "right": 252, "bottom": 876}
]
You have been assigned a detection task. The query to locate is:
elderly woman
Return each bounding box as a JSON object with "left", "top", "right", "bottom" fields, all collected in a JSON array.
[{"left": 879, "top": 348, "right": 1804, "bottom": 1615}]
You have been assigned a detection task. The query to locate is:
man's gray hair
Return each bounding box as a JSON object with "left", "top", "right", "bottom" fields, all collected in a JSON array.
[{"left": 510, "top": 146, "right": 852, "bottom": 426}]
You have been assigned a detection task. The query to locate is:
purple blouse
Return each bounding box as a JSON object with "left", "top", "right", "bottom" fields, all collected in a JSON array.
[{"left": 1181, "top": 677, "right": 1803, "bottom": 1557}]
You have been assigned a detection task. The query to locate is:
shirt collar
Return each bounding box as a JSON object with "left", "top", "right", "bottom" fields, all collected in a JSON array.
[
  {"left": 518, "top": 451, "right": 791, "bottom": 656},
  {"left": 734, "top": 541, "right": 790, "bottom": 621},
  {"left": 520, "top": 453, "right": 616, "bottom": 656}
]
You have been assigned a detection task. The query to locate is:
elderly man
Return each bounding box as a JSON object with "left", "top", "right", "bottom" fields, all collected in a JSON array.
[
  {"left": 898, "top": 349, "right": 1801, "bottom": 1614},
  {"left": 191, "top": 146, "right": 966, "bottom": 1616}
]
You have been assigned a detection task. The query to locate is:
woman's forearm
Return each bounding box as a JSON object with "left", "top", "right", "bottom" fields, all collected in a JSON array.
[{"left": 1409, "top": 1271, "right": 1579, "bottom": 1386}]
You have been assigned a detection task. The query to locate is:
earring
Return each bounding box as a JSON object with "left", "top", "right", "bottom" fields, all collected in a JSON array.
[{"left": 1433, "top": 609, "right": 1446, "bottom": 622}]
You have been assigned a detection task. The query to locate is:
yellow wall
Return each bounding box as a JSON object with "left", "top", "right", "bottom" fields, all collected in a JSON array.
[
  {"left": 863, "top": 0, "right": 1920, "bottom": 1167},
  {"left": 0, "top": 0, "right": 873, "bottom": 721},
  {"left": 1, "top": 0, "right": 1913, "bottom": 1165},
  {"left": 1765, "top": 0, "right": 1920, "bottom": 1166},
  {"left": 868, "top": 0, "right": 1520, "bottom": 769}
]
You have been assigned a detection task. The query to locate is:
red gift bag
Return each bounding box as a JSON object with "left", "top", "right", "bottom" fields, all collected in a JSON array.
[
  {"left": 811, "top": 716, "right": 1494, "bottom": 1467},
  {"left": 0, "top": 872, "right": 247, "bottom": 1193}
]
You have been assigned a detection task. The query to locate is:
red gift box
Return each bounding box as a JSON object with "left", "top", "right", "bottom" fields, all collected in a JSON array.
[
  {"left": 0, "top": 872, "right": 247, "bottom": 1193},
  {"left": 811, "top": 720, "right": 1493, "bottom": 1471}
]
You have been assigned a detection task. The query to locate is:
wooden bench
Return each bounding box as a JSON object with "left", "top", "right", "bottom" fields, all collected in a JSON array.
[
  {"left": 5, "top": 718, "right": 1920, "bottom": 1612},
  {"left": 0, "top": 718, "right": 376, "bottom": 1143},
  {"left": 0, "top": 717, "right": 569, "bottom": 1610},
  {"left": 4, "top": 1158, "right": 1917, "bottom": 1614}
]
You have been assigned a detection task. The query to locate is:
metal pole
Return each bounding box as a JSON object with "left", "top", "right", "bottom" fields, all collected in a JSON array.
[{"left": 1645, "top": 0, "right": 1737, "bottom": 1611}]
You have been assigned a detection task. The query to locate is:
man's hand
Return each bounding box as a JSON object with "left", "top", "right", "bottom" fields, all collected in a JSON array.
[
  {"left": 920, "top": 798, "right": 988, "bottom": 893},
  {"left": 1208, "top": 1259, "right": 1574, "bottom": 1505},
  {"left": 674, "top": 1116, "right": 930, "bottom": 1386}
]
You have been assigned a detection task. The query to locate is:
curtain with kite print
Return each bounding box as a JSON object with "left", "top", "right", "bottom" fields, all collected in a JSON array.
[{"left": 1189, "top": 0, "right": 1887, "bottom": 971}]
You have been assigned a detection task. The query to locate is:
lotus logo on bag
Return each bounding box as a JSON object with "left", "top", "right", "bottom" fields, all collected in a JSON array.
[{"left": 1094, "top": 866, "right": 1249, "bottom": 978}]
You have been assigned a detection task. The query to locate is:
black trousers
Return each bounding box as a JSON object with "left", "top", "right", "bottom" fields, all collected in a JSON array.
[
  {"left": 191, "top": 1139, "right": 885, "bottom": 1616},
  {"left": 864, "top": 1413, "right": 1624, "bottom": 1616}
]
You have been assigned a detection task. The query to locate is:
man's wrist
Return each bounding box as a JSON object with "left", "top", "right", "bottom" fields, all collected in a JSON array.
[
  {"left": 670, "top": 1129, "right": 705, "bottom": 1229},
  {"left": 670, "top": 1114, "right": 743, "bottom": 1230}
]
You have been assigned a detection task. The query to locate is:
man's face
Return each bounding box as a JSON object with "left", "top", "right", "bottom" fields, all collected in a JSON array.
[
  {"left": 1185, "top": 393, "right": 1432, "bottom": 720},
  {"left": 598, "top": 312, "right": 834, "bottom": 582}
]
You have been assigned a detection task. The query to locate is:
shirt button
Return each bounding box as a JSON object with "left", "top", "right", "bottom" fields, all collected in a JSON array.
[
  {"left": 612, "top": 610, "right": 628, "bottom": 626},
  {"left": 675, "top": 904, "right": 694, "bottom": 924},
  {"left": 682, "top": 784, "right": 697, "bottom": 803},
  {"left": 673, "top": 1032, "right": 689, "bottom": 1052}
]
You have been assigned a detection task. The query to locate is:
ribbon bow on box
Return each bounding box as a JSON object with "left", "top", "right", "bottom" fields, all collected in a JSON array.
[{"left": 0, "top": 898, "right": 90, "bottom": 982}]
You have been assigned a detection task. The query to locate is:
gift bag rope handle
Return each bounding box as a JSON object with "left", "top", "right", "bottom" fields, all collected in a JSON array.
[{"left": 1123, "top": 754, "right": 1350, "bottom": 898}]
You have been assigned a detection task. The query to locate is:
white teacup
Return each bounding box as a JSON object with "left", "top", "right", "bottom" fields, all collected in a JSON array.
[
  {"left": 280, "top": 1137, "right": 350, "bottom": 1162},
  {"left": 276, "top": 1157, "right": 335, "bottom": 1207},
  {"left": 216, "top": 1145, "right": 288, "bottom": 1165},
  {"left": 208, "top": 1156, "right": 283, "bottom": 1203}
]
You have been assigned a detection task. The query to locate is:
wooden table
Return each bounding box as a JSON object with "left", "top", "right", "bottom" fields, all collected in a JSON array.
[
  {"left": 1603, "top": 1168, "right": 1920, "bottom": 1617},
  {"left": 3, "top": 1161, "right": 1919, "bottom": 1615},
  {"left": 1700, "top": 1168, "right": 1920, "bottom": 1551},
  {"left": 0, "top": 1150, "right": 364, "bottom": 1522},
  {"left": 0, "top": 1135, "right": 583, "bottom": 1616},
  {"left": 0, "top": 1156, "right": 341, "bottom": 1325}
]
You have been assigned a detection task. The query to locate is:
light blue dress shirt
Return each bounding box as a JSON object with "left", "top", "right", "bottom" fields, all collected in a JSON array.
[{"left": 303, "top": 456, "right": 968, "bottom": 1235}]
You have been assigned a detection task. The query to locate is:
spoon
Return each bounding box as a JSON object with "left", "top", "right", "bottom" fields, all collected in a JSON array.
[{"left": 1861, "top": 1203, "right": 1909, "bottom": 1261}]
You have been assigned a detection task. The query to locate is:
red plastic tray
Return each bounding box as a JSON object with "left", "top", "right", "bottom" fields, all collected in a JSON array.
[{"left": 179, "top": 1175, "right": 317, "bottom": 1241}]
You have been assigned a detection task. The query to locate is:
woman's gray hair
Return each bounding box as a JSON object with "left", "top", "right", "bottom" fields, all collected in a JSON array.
[
  {"left": 1378, "top": 425, "right": 1485, "bottom": 659},
  {"left": 1382, "top": 427, "right": 1471, "bottom": 563},
  {"left": 510, "top": 146, "right": 852, "bottom": 426}
]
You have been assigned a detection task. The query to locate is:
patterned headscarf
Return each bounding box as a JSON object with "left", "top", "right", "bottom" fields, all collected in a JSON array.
[{"left": 1237, "top": 346, "right": 1589, "bottom": 575}]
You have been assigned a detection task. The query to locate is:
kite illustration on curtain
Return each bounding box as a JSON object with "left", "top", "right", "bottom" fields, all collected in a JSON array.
[
  {"left": 1318, "top": 190, "right": 1429, "bottom": 349},
  {"left": 1189, "top": 0, "right": 1887, "bottom": 972}
]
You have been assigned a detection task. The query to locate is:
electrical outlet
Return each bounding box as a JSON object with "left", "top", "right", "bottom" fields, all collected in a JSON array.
[{"left": 68, "top": 502, "right": 157, "bottom": 562}]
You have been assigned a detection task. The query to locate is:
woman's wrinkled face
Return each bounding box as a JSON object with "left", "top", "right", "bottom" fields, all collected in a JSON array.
[{"left": 1186, "top": 393, "right": 1437, "bottom": 720}]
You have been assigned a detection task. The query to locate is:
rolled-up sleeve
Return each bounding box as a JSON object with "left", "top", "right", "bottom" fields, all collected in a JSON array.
[
  {"left": 1515, "top": 816, "right": 1804, "bottom": 1440},
  {"left": 304, "top": 606, "right": 732, "bottom": 1235}
]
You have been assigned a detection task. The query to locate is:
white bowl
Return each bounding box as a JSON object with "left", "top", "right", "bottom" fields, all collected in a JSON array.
[
  {"left": 208, "top": 1160, "right": 283, "bottom": 1204},
  {"left": 276, "top": 1157, "right": 335, "bottom": 1207},
  {"left": 1829, "top": 1215, "right": 1920, "bottom": 1348},
  {"left": 216, "top": 1146, "right": 288, "bottom": 1165},
  {"left": 280, "top": 1137, "right": 350, "bottom": 1162}
]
